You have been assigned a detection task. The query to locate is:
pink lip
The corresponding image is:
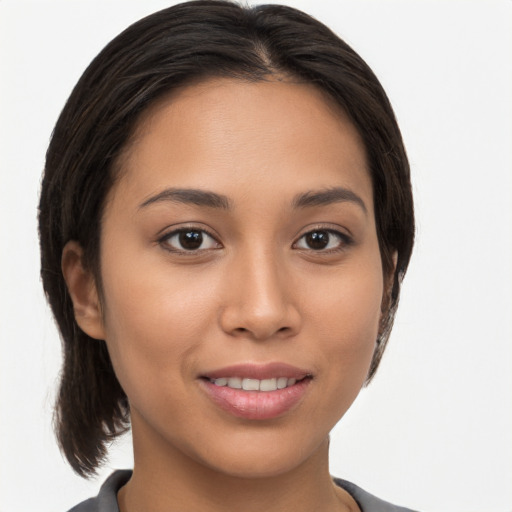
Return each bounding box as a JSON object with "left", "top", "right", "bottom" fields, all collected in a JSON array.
[
  {"left": 202, "top": 362, "right": 311, "bottom": 380},
  {"left": 199, "top": 363, "right": 312, "bottom": 420}
]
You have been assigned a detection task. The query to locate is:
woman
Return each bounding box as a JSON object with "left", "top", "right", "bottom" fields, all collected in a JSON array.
[{"left": 38, "top": 1, "right": 415, "bottom": 511}]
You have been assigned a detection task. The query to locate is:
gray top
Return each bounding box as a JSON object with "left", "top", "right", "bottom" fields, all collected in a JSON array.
[{"left": 68, "top": 470, "right": 418, "bottom": 512}]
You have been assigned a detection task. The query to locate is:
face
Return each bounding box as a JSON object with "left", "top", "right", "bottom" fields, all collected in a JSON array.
[{"left": 85, "top": 78, "right": 385, "bottom": 477}]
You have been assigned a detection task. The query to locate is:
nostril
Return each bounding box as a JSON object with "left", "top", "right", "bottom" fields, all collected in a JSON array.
[
  {"left": 219, "top": 302, "right": 301, "bottom": 340},
  {"left": 231, "top": 325, "right": 291, "bottom": 339}
]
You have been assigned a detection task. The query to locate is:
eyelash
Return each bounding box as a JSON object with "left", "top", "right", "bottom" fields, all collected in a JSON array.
[
  {"left": 293, "top": 227, "right": 353, "bottom": 254},
  {"left": 158, "top": 226, "right": 221, "bottom": 254},
  {"left": 157, "top": 226, "right": 353, "bottom": 255}
]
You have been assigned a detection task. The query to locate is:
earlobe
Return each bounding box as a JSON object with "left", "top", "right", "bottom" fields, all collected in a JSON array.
[{"left": 61, "top": 241, "right": 106, "bottom": 340}]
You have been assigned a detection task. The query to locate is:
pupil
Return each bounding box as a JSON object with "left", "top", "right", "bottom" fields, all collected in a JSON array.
[
  {"left": 306, "top": 231, "right": 329, "bottom": 250},
  {"left": 179, "top": 230, "right": 203, "bottom": 250}
]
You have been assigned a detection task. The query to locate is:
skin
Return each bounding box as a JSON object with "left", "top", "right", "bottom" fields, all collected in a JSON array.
[{"left": 63, "top": 78, "right": 389, "bottom": 512}]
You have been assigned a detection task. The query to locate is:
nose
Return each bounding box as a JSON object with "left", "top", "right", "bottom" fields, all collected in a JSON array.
[{"left": 218, "top": 250, "right": 302, "bottom": 341}]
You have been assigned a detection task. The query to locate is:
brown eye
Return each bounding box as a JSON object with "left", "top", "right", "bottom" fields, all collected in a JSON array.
[
  {"left": 179, "top": 230, "right": 203, "bottom": 250},
  {"left": 162, "top": 228, "right": 220, "bottom": 252},
  {"left": 295, "top": 229, "right": 349, "bottom": 251},
  {"left": 304, "top": 231, "right": 330, "bottom": 250}
]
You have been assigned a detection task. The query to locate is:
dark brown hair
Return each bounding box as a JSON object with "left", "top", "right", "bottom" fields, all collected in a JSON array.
[{"left": 39, "top": 0, "right": 414, "bottom": 477}]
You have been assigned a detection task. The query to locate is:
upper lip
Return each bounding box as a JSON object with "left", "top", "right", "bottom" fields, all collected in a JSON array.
[{"left": 201, "top": 362, "right": 312, "bottom": 381}]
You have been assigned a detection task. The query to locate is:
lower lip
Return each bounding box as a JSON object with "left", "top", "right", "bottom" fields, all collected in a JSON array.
[{"left": 200, "top": 378, "right": 311, "bottom": 420}]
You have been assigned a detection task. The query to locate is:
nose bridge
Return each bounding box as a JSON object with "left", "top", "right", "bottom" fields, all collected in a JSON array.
[
  {"left": 245, "top": 246, "right": 285, "bottom": 311},
  {"left": 220, "top": 244, "right": 300, "bottom": 339}
]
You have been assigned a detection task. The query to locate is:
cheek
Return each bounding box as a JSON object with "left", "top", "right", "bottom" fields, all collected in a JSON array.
[
  {"left": 97, "top": 250, "right": 218, "bottom": 395},
  {"left": 307, "top": 258, "right": 384, "bottom": 380},
  {"left": 312, "top": 256, "right": 383, "bottom": 332}
]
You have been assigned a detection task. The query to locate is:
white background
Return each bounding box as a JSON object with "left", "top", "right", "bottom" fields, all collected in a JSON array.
[{"left": 1, "top": 1, "right": 511, "bottom": 511}]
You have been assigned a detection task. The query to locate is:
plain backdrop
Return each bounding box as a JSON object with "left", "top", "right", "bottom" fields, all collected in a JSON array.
[{"left": 1, "top": 1, "right": 511, "bottom": 511}]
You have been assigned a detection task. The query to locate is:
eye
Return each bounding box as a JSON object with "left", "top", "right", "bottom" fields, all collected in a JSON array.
[
  {"left": 294, "top": 229, "right": 350, "bottom": 251},
  {"left": 160, "top": 228, "right": 221, "bottom": 252}
]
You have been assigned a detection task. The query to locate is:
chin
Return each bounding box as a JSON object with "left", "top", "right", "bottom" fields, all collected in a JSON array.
[
  {"left": 185, "top": 428, "right": 330, "bottom": 480},
  {"left": 203, "top": 453, "right": 309, "bottom": 479}
]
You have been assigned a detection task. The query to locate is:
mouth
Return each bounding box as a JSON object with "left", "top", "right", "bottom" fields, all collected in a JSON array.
[
  {"left": 207, "top": 376, "right": 303, "bottom": 391},
  {"left": 199, "top": 363, "right": 313, "bottom": 420}
]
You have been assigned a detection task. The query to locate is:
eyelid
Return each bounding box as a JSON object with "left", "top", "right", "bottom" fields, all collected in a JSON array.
[
  {"left": 157, "top": 224, "right": 222, "bottom": 253},
  {"left": 292, "top": 224, "right": 354, "bottom": 251}
]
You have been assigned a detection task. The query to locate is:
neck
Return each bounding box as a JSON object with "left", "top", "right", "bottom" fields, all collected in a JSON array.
[{"left": 118, "top": 418, "right": 358, "bottom": 512}]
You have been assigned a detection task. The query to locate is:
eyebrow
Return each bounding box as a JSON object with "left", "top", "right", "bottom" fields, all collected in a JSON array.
[
  {"left": 139, "top": 186, "right": 367, "bottom": 214},
  {"left": 292, "top": 187, "right": 367, "bottom": 214},
  {"left": 139, "top": 188, "right": 231, "bottom": 210}
]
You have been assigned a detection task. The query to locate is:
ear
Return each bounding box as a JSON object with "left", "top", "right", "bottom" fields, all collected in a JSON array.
[{"left": 61, "top": 241, "right": 106, "bottom": 340}]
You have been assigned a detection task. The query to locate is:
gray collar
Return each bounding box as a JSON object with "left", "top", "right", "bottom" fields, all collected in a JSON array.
[{"left": 69, "top": 470, "right": 417, "bottom": 512}]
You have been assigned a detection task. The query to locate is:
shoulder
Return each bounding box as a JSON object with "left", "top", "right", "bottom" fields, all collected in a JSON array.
[
  {"left": 334, "top": 478, "right": 419, "bottom": 512},
  {"left": 67, "top": 470, "right": 132, "bottom": 512}
]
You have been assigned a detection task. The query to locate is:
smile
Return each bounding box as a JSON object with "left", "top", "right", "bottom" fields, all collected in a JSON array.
[
  {"left": 200, "top": 363, "right": 312, "bottom": 420},
  {"left": 210, "top": 377, "right": 298, "bottom": 391}
]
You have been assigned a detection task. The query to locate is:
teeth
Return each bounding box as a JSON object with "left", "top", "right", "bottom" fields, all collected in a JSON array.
[
  {"left": 277, "top": 377, "right": 288, "bottom": 389},
  {"left": 212, "top": 376, "right": 299, "bottom": 391},
  {"left": 242, "top": 378, "right": 260, "bottom": 391},
  {"left": 227, "top": 377, "right": 242, "bottom": 389},
  {"left": 259, "top": 378, "right": 277, "bottom": 392}
]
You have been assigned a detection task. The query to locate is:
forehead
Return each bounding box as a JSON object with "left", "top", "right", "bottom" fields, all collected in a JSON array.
[{"left": 111, "top": 77, "right": 372, "bottom": 212}]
